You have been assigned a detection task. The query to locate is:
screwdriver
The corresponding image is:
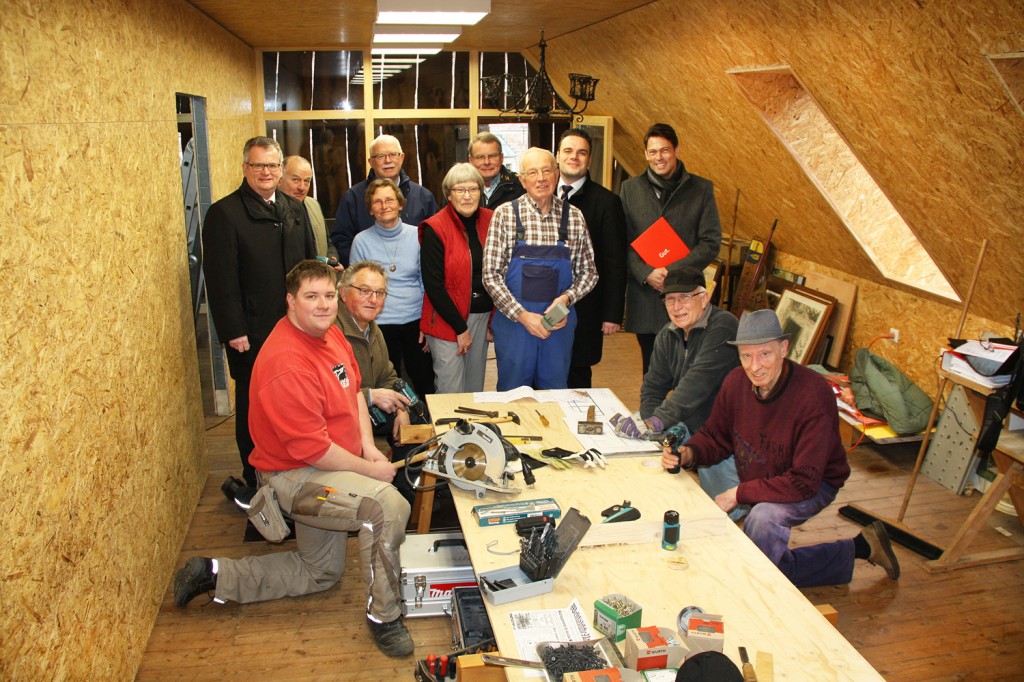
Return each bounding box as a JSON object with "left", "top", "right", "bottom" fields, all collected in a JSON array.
[
  {"left": 535, "top": 409, "right": 549, "bottom": 427},
  {"left": 739, "top": 646, "right": 757, "bottom": 681}
]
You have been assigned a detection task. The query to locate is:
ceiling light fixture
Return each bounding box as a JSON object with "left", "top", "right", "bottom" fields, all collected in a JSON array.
[
  {"left": 372, "top": 24, "right": 461, "bottom": 44},
  {"left": 481, "top": 29, "right": 599, "bottom": 122},
  {"left": 376, "top": 0, "right": 490, "bottom": 26},
  {"left": 371, "top": 45, "right": 444, "bottom": 56}
]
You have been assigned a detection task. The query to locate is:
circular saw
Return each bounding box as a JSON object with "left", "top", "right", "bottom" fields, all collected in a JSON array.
[{"left": 423, "top": 420, "right": 521, "bottom": 498}]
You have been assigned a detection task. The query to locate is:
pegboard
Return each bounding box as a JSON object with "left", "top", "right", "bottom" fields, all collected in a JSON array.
[{"left": 922, "top": 385, "right": 979, "bottom": 495}]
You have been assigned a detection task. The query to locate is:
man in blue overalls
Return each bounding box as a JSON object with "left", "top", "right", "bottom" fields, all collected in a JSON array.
[{"left": 482, "top": 148, "right": 599, "bottom": 390}]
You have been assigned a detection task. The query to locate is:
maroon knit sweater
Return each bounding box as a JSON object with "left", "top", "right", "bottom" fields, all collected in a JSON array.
[{"left": 687, "top": 361, "right": 850, "bottom": 505}]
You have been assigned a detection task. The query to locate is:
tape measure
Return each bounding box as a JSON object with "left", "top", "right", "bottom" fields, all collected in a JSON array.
[{"left": 677, "top": 605, "right": 705, "bottom": 632}]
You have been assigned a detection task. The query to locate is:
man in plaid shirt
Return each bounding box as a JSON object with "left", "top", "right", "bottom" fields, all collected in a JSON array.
[{"left": 482, "top": 148, "right": 598, "bottom": 390}]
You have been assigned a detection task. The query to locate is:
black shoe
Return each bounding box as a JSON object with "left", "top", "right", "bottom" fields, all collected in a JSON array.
[
  {"left": 221, "top": 476, "right": 256, "bottom": 511},
  {"left": 173, "top": 557, "right": 218, "bottom": 607},
  {"left": 367, "top": 617, "right": 414, "bottom": 657},
  {"left": 862, "top": 521, "right": 901, "bottom": 580}
]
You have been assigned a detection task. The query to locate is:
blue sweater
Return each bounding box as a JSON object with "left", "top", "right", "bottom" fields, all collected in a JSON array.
[{"left": 350, "top": 221, "right": 423, "bottom": 325}]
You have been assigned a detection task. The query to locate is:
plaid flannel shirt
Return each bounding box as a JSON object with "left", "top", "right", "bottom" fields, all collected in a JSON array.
[{"left": 482, "top": 194, "right": 598, "bottom": 321}]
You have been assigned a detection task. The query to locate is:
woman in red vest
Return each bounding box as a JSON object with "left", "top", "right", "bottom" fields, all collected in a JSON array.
[{"left": 419, "top": 164, "right": 495, "bottom": 393}]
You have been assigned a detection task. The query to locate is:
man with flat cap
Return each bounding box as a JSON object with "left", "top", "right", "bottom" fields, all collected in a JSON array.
[
  {"left": 662, "top": 309, "right": 901, "bottom": 587},
  {"left": 610, "top": 267, "right": 744, "bottom": 518}
]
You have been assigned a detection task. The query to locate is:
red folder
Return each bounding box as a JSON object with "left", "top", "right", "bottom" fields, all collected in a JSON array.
[{"left": 630, "top": 217, "right": 689, "bottom": 268}]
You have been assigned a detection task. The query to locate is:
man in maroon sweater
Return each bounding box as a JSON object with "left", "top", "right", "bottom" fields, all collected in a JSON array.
[{"left": 662, "top": 310, "right": 900, "bottom": 587}]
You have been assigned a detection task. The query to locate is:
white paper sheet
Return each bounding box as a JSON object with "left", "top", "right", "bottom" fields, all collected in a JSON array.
[{"left": 508, "top": 598, "right": 594, "bottom": 677}]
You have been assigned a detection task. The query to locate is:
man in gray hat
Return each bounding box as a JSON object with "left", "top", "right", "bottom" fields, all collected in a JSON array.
[{"left": 662, "top": 309, "right": 901, "bottom": 587}]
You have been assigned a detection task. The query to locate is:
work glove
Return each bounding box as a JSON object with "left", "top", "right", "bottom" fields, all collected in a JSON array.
[{"left": 610, "top": 412, "right": 660, "bottom": 439}]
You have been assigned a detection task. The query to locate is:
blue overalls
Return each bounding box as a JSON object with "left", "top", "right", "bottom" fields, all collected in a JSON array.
[{"left": 491, "top": 199, "right": 577, "bottom": 390}]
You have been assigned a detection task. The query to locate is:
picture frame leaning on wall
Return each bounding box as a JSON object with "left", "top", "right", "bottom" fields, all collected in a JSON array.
[{"left": 774, "top": 284, "right": 836, "bottom": 365}]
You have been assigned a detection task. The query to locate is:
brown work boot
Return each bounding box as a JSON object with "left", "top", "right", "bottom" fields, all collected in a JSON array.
[
  {"left": 862, "top": 521, "right": 900, "bottom": 580},
  {"left": 367, "top": 616, "right": 414, "bottom": 657}
]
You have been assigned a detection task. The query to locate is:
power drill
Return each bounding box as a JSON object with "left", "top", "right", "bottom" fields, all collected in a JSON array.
[
  {"left": 369, "top": 379, "right": 428, "bottom": 427},
  {"left": 662, "top": 431, "right": 681, "bottom": 474}
]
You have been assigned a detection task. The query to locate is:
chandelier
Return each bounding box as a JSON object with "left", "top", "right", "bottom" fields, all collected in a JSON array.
[{"left": 481, "top": 29, "right": 598, "bottom": 122}]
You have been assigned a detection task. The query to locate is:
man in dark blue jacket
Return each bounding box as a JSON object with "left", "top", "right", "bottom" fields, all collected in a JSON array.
[{"left": 331, "top": 134, "right": 437, "bottom": 266}]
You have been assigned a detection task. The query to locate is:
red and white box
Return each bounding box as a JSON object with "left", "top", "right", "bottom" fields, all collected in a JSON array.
[{"left": 624, "top": 626, "right": 687, "bottom": 671}]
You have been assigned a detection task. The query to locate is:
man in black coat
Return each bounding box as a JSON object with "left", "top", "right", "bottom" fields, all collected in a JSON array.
[
  {"left": 202, "top": 136, "right": 315, "bottom": 497},
  {"left": 556, "top": 128, "right": 627, "bottom": 388}
]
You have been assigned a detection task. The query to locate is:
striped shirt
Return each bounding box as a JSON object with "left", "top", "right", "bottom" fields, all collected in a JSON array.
[{"left": 482, "top": 194, "right": 598, "bottom": 321}]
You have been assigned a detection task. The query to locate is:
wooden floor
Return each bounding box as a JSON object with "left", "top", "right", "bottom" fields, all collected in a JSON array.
[{"left": 138, "top": 332, "right": 1024, "bottom": 681}]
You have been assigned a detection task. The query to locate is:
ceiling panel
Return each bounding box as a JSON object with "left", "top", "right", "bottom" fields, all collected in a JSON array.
[{"left": 185, "top": 0, "right": 655, "bottom": 51}]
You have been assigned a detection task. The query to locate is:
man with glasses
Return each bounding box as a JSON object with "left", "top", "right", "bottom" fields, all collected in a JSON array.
[
  {"left": 616, "top": 267, "right": 745, "bottom": 517},
  {"left": 620, "top": 123, "right": 722, "bottom": 375},
  {"left": 203, "top": 136, "right": 315, "bottom": 505},
  {"left": 483, "top": 148, "right": 598, "bottom": 390},
  {"left": 331, "top": 134, "right": 438, "bottom": 266},
  {"left": 335, "top": 260, "right": 421, "bottom": 502},
  {"left": 468, "top": 132, "right": 524, "bottom": 209}
]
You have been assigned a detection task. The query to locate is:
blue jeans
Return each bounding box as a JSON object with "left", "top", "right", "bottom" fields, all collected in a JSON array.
[
  {"left": 743, "top": 482, "right": 855, "bottom": 587},
  {"left": 698, "top": 456, "right": 748, "bottom": 522}
]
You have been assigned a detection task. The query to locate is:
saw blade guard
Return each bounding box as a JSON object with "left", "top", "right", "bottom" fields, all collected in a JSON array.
[{"left": 425, "top": 420, "right": 521, "bottom": 497}]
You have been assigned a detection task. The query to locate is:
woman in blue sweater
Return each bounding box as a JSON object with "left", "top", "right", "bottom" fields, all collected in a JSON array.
[{"left": 350, "top": 179, "right": 435, "bottom": 396}]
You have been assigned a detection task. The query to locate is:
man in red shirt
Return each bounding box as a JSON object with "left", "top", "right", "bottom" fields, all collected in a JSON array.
[
  {"left": 173, "top": 260, "right": 413, "bottom": 657},
  {"left": 662, "top": 309, "right": 900, "bottom": 588}
]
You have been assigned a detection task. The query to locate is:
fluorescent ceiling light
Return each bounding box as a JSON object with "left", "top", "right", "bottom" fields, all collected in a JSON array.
[
  {"left": 373, "top": 24, "right": 461, "bottom": 43},
  {"left": 371, "top": 45, "right": 443, "bottom": 56},
  {"left": 371, "top": 58, "right": 426, "bottom": 65},
  {"left": 376, "top": 0, "right": 490, "bottom": 26}
]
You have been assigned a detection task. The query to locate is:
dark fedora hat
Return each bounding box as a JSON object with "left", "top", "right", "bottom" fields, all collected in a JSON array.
[{"left": 727, "top": 309, "right": 791, "bottom": 346}]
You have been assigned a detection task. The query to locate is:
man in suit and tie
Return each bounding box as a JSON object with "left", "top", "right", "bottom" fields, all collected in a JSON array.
[{"left": 556, "top": 128, "right": 627, "bottom": 388}]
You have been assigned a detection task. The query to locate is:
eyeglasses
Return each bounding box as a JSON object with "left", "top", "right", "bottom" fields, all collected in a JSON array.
[
  {"left": 348, "top": 285, "right": 388, "bottom": 301},
  {"left": 665, "top": 289, "right": 706, "bottom": 306},
  {"left": 371, "top": 152, "right": 402, "bottom": 161},
  {"left": 246, "top": 162, "right": 282, "bottom": 172},
  {"left": 645, "top": 147, "right": 674, "bottom": 159},
  {"left": 521, "top": 167, "right": 556, "bottom": 181},
  {"left": 450, "top": 186, "right": 481, "bottom": 196},
  {"left": 371, "top": 197, "right": 398, "bottom": 207},
  {"left": 471, "top": 153, "right": 501, "bottom": 162}
]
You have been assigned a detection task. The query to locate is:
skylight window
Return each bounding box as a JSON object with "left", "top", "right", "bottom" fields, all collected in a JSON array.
[
  {"left": 986, "top": 52, "right": 1024, "bottom": 119},
  {"left": 730, "top": 67, "right": 958, "bottom": 301}
]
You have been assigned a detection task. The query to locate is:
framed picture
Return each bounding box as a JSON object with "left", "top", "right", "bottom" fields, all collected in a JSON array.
[
  {"left": 774, "top": 285, "right": 836, "bottom": 365},
  {"left": 703, "top": 260, "right": 721, "bottom": 299}
]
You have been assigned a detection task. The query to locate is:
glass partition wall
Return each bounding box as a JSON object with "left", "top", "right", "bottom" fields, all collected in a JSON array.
[{"left": 261, "top": 49, "right": 612, "bottom": 226}]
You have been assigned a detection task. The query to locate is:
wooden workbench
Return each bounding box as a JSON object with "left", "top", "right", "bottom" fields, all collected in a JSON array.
[{"left": 426, "top": 392, "right": 885, "bottom": 681}]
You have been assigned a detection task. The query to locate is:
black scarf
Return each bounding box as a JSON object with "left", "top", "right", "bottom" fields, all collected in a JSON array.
[{"left": 645, "top": 163, "right": 685, "bottom": 206}]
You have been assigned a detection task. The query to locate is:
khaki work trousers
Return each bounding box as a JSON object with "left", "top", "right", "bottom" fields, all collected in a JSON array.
[{"left": 215, "top": 466, "right": 410, "bottom": 623}]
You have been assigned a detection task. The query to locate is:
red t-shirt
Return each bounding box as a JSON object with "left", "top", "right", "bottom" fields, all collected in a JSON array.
[{"left": 248, "top": 317, "right": 364, "bottom": 471}]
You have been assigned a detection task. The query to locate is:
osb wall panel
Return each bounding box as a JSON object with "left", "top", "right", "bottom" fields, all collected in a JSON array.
[
  {"left": 0, "top": 0, "right": 258, "bottom": 679},
  {"left": 540, "top": 0, "right": 1024, "bottom": 326},
  {"left": 774, "top": 252, "right": 1014, "bottom": 391}
]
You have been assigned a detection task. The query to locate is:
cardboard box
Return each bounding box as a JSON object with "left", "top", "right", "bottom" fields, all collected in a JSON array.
[
  {"left": 682, "top": 613, "right": 725, "bottom": 654},
  {"left": 624, "top": 626, "right": 687, "bottom": 671},
  {"left": 456, "top": 653, "right": 507, "bottom": 682},
  {"left": 593, "top": 593, "right": 643, "bottom": 642}
]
